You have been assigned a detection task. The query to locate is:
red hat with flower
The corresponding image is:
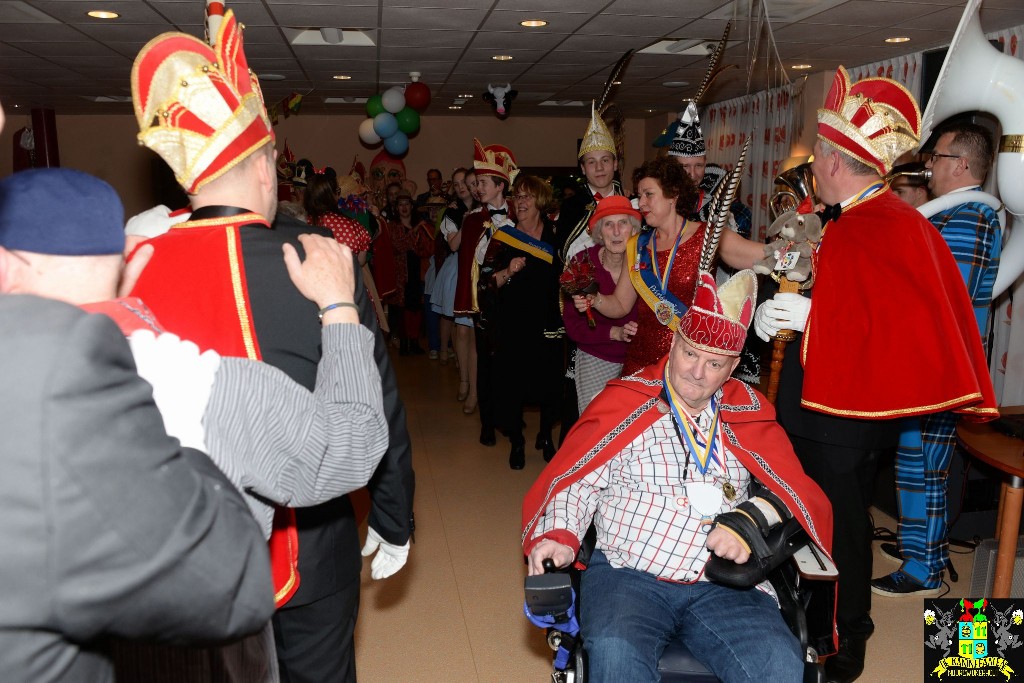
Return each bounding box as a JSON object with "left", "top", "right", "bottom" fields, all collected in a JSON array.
[{"left": 675, "top": 269, "right": 757, "bottom": 356}]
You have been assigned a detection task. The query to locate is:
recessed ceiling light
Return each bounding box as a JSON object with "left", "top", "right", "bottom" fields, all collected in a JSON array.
[
  {"left": 258, "top": 73, "right": 286, "bottom": 81},
  {"left": 662, "top": 81, "right": 690, "bottom": 88},
  {"left": 492, "top": 54, "right": 513, "bottom": 61},
  {"left": 885, "top": 36, "right": 911, "bottom": 43},
  {"left": 612, "top": 80, "right": 622, "bottom": 85},
  {"left": 520, "top": 20, "right": 547, "bottom": 28},
  {"left": 332, "top": 75, "right": 352, "bottom": 80},
  {"left": 458, "top": 93, "right": 475, "bottom": 98},
  {"left": 646, "top": 109, "right": 656, "bottom": 113},
  {"left": 449, "top": 105, "right": 462, "bottom": 110},
  {"left": 87, "top": 10, "right": 119, "bottom": 19},
  {"left": 790, "top": 64, "right": 812, "bottom": 70}
]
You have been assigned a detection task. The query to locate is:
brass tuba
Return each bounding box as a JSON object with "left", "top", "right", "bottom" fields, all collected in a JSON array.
[{"left": 770, "top": 162, "right": 816, "bottom": 218}]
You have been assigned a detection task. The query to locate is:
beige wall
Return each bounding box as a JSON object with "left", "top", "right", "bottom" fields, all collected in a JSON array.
[{"left": 1, "top": 111, "right": 657, "bottom": 218}]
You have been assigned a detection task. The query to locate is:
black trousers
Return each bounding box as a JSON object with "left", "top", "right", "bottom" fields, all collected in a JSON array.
[
  {"left": 273, "top": 578, "right": 360, "bottom": 683},
  {"left": 474, "top": 322, "right": 496, "bottom": 432},
  {"left": 789, "top": 435, "right": 879, "bottom": 638}
]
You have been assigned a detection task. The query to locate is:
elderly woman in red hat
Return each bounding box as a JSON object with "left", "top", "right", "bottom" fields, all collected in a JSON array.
[{"left": 562, "top": 195, "right": 641, "bottom": 412}]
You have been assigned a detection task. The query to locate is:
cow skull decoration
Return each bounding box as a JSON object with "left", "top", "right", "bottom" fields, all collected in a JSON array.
[{"left": 483, "top": 83, "right": 517, "bottom": 119}]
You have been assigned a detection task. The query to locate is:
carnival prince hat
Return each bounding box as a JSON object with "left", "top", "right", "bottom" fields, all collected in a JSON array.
[
  {"left": 473, "top": 138, "right": 518, "bottom": 185},
  {"left": 816, "top": 65, "right": 922, "bottom": 176},
  {"left": 668, "top": 101, "right": 706, "bottom": 158},
  {"left": 131, "top": 10, "right": 274, "bottom": 195},
  {"left": 675, "top": 269, "right": 757, "bottom": 356}
]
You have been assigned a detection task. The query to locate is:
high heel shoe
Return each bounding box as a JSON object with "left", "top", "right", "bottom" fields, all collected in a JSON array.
[
  {"left": 462, "top": 396, "right": 478, "bottom": 414},
  {"left": 457, "top": 380, "right": 469, "bottom": 402}
]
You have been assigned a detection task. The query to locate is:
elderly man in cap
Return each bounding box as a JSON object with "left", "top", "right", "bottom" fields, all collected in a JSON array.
[
  {"left": 0, "top": 176, "right": 273, "bottom": 680},
  {"left": 0, "top": 165, "right": 393, "bottom": 681},
  {"left": 753, "top": 67, "right": 997, "bottom": 683},
  {"left": 525, "top": 269, "right": 833, "bottom": 683},
  {"left": 126, "top": 12, "right": 414, "bottom": 682}
]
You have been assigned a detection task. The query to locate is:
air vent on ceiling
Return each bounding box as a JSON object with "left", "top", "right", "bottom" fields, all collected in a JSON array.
[
  {"left": 324, "top": 97, "right": 369, "bottom": 104},
  {"left": 80, "top": 95, "right": 133, "bottom": 103},
  {"left": 0, "top": 1, "right": 59, "bottom": 23},
  {"left": 282, "top": 28, "right": 375, "bottom": 47},
  {"left": 640, "top": 39, "right": 740, "bottom": 56},
  {"left": 539, "top": 100, "right": 585, "bottom": 107}
]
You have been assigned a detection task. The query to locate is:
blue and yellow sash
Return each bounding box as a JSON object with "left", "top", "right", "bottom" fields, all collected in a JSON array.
[
  {"left": 492, "top": 224, "right": 555, "bottom": 264},
  {"left": 626, "top": 230, "right": 689, "bottom": 329}
]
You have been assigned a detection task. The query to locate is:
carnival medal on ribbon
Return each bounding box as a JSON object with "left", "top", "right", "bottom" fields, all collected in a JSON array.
[
  {"left": 663, "top": 363, "right": 722, "bottom": 476},
  {"left": 650, "top": 223, "right": 687, "bottom": 325}
]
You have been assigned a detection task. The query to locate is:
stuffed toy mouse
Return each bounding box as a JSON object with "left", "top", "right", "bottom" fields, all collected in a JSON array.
[{"left": 753, "top": 210, "right": 822, "bottom": 282}]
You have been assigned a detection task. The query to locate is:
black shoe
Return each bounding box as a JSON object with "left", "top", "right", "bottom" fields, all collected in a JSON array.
[
  {"left": 825, "top": 634, "right": 867, "bottom": 683},
  {"left": 870, "top": 570, "right": 942, "bottom": 597},
  {"left": 509, "top": 444, "right": 526, "bottom": 470},
  {"left": 536, "top": 437, "right": 556, "bottom": 462},
  {"left": 535, "top": 433, "right": 545, "bottom": 450},
  {"left": 479, "top": 426, "right": 496, "bottom": 447},
  {"left": 878, "top": 542, "right": 902, "bottom": 565},
  {"left": 408, "top": 342, "right": 425, "bottom": 355}
]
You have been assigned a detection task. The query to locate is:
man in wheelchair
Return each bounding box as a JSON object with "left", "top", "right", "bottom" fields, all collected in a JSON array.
[{"left": 522, "top": 270, "right": 835, "bottom": 683}]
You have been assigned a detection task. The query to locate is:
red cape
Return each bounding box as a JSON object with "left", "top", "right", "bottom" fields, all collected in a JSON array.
[
  {"left": 522, "top": 356, "right": 833, "bottom": 561},
  {"left": 803, "top": 191, "right": 998, "bottom": 421},
  {"left": 128, "top": 212, "right": 300, "bottom": 608},
  {"left": 453, "top": 207, "right": 489, "bottom": 315}
]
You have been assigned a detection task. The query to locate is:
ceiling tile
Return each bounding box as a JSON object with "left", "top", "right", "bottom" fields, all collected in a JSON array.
[
  {"left": 152, "top": 1, "right": 276, "bottom": 27},
  {"left": 382, "top": 28, "right": 475, "bottom": 48},
  {"left": 479, "top": 10, "right": 593, "bottom": 34},
  {"left": 383, "top": 7, "right": 487, "bottom": 30},
  {"left": 31, "top": 1, "right": 166, "bottom": 24},
  {"left": 268, "top": 4, "right": 378, "bottom": 28}
]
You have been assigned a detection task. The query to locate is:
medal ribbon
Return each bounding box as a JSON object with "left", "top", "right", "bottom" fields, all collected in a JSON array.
[
  {"left": 650, "top": 221, "right": 686, "bottom": 294},
  {"left": 663, "top": 363, "right": 722, "bottom": 476},
  {"left": 628, "top": 231, "right": 689, "bottom": 327}
]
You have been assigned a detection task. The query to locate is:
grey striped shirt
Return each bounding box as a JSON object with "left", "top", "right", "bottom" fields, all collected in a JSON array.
[{"left": 204, "top": 322, "right": 388, "bottom": 538}]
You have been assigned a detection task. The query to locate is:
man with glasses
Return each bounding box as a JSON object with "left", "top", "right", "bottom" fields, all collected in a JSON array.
[{"left": 872, "top": 122, "right": 1002, "bottom": 598}]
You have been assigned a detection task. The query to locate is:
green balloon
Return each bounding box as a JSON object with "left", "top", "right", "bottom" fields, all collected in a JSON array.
[
  {"left": 366, "top": 94, "right": 385, "bottom": 117},
  {"left": 395, "top": 106, "right": 420, "bottom": 135}
]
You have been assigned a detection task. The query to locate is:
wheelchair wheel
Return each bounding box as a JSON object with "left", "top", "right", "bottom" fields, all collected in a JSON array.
[
  {"left": 573, "top": 644, "right": 586, "bottom": 683},
  {"left": 546, "top": 628, "right": 562, "bottom": 651}
]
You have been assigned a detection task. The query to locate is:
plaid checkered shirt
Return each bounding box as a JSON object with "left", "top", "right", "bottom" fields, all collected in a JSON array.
[{"left": 532, "top": 402, "right": 761, "bottom": 585}]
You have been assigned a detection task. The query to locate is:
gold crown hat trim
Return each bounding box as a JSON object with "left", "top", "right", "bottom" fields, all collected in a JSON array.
[
  {"left": 472, "top": 138, "right": 519, "bottom": 185},
  {"left": 578, "top": 101, "right": 616, "bottom": 160},
  {"left": 131, "top": 10, "right": 273, "bottom": 194},
  {"left": 815, "top": 66, "right": 922, "bottom": 175}
]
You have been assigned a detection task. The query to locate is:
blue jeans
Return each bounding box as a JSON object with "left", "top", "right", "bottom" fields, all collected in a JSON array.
[{"left": 580, "top": 550, "right": 802, "bottom": 683}]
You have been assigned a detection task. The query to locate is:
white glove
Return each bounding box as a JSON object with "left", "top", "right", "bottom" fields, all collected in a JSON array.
[
  {"left": 752, "top": 292, "right": 811, "bottom": 342},
  {"left": 361, "top": 527, "right": 410, "bottom": 580},
  {"left": 124, "top": 204, "right": 191, "bottom": 239},
  {"left": 127, "top": 330, "right": 221, "bottom": 451}
]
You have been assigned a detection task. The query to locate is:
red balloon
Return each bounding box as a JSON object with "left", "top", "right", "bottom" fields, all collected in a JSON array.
[{"left": 405, "top": 82, "right": 431, "bottom": 112}]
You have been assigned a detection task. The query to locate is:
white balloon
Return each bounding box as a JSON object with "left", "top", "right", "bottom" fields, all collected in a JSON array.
[
  {"left": 358, "top": 117, "right": 381, "bottom": 145},
  {"left": 382, "top": 87, "right": 406, "bottom": 114}
]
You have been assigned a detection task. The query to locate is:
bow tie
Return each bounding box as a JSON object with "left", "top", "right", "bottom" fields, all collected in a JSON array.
[
  {"left": 819, "top": 203, "right": 842, "bottom": 224},
  {"left": 593, "top": 192, "right": 603, "bottom": 201},
  {"left": 489, "top": 207, "right": 507, "bottom": 217}
]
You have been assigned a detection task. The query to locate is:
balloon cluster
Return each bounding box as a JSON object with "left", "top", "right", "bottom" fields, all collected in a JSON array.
[{"left": 358, "top": 79, "right": 431, "bottom": 156}]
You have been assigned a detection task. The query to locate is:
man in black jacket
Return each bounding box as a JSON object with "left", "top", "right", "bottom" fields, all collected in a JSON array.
[{"left": 128, "top": 11, "right": 414, "bottom": 681}]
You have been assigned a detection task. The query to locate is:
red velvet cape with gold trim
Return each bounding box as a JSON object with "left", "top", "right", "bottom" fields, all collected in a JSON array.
[
  {"left": 453, "top": 207, "right": 489, "bottom": 315},
  {"left": 521, "top": 356, "right": 833, "bottom": 563},
  {"left": 803, "top": 191, "right": 998, "bottom": 421},
  {"left": 128, "top": 211, "right": 300, "bottom": 608}
]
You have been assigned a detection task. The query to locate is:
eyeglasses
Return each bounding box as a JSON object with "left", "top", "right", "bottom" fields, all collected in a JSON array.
[
  {"left": 926, "top": 152, "right": 962, "bottom": 162},
  {"left": 512, "top": 194, "right": 535, "bottom": 201}
]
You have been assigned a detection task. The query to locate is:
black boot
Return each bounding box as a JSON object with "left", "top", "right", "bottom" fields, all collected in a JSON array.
[
  {"left": 509, "top": 442, "right": 526, "bottom": 470},
  {"left": 535, "top": 433, "right": 556, "bottom": 462},
  {"left": 825, "top": 634, "right": 868, "bottom": 683},
  {"left": 479, "top": 425, "right": 496, "bottom": 447}
]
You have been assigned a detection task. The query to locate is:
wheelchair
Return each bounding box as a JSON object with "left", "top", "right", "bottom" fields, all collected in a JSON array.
[{"left": 524, "top": 518, "right": 836, "bottom": 683}]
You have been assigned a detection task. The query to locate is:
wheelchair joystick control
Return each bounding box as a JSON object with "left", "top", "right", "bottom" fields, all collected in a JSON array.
[{"left": 542, "top": 558, "right": 556, "bottom": 573}]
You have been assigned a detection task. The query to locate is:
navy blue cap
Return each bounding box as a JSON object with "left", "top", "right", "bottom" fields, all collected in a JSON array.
[{"left": 0, "top": 168, "right": 124, "bottom": 255}]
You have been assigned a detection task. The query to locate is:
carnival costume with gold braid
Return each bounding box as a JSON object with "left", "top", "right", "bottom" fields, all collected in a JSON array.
[
  {"left": 790, "top": 66, "right": 997, "bottom": 421},
  {"left": 130, "top": 11, "right": 301, "bottom": 608}
]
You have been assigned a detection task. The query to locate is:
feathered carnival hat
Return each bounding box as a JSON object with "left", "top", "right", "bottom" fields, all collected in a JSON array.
[
  {"left": 675, "top": 269, "right": 757, "bottom": 356},
  {"left": 578, "top": 102, "right": 616, "bottom": 160},
  {"left": 131, "top": 10, "right": 273, "bottom": 194},
  {"left": 473, "top": 138, "right": 518, "bottom": 185},
  {"left": 816, "top": 66, "right": 922, "bottom": 176},
  {"left": 668, "top": 101, "right": 705, "bottom": 158}
]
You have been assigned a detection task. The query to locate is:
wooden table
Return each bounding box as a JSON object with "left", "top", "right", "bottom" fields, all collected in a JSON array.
[{"left": 957, "top": 406, "right": 1024, "bottom": 598}]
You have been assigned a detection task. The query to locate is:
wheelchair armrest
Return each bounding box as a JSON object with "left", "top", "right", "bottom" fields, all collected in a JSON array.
[
  {"left": 704, "top": 516, "right": 810, "bottom": 588},
  {"left": 525, "top": 571, "right": 574, "bottom": 617}
]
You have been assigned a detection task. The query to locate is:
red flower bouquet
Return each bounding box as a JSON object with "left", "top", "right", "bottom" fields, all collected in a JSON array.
[{"left": 560, "top": 253, "right": 600, "bottom": 328}]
